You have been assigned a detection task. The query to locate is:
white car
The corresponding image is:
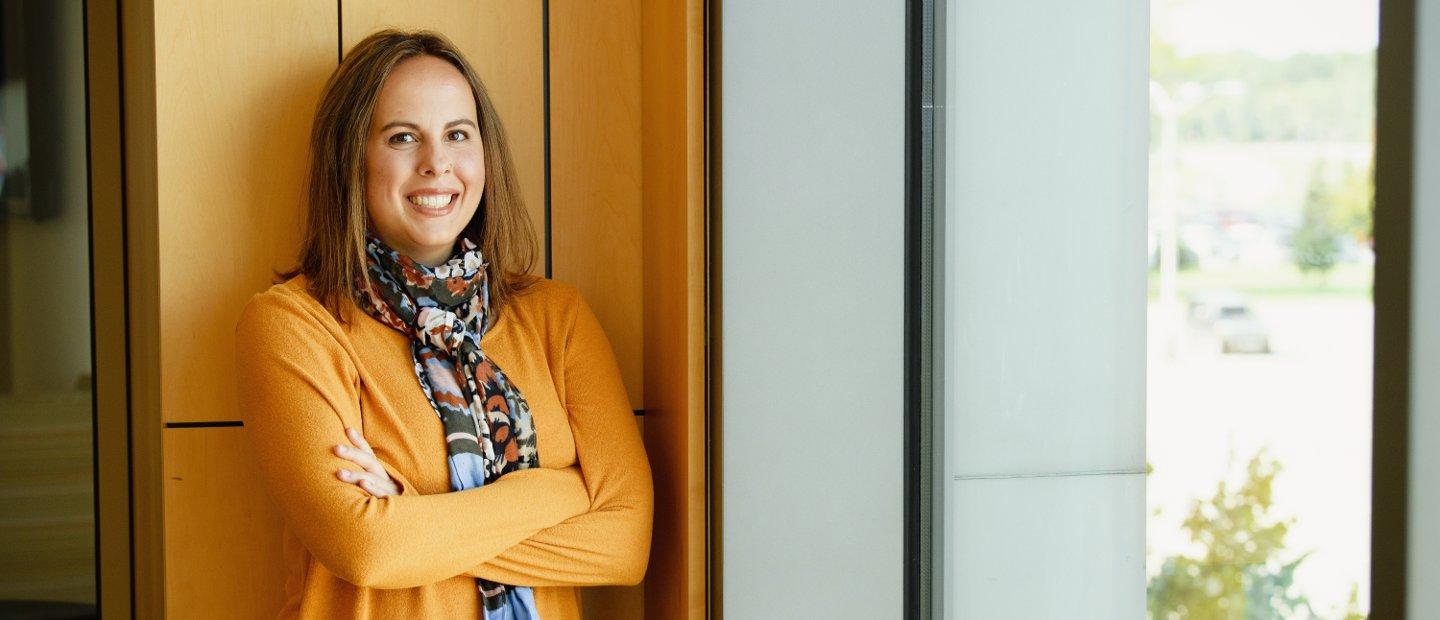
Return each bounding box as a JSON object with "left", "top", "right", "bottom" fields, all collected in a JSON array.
[{"left": 1185, "top": 291, "right": 1272, "bottom": 354}]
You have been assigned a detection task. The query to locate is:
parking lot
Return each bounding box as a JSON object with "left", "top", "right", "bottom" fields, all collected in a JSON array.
[{"left": 1147, "top": 296, "right": 1373, "bottom": 613}]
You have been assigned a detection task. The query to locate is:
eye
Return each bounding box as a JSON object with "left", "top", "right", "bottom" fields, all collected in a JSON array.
[
  {"left": 446, "top": 129, "right": 470, "bottom": 142},
  {"left": 388, "top": 132, "right": 417, "bottom": 144}
]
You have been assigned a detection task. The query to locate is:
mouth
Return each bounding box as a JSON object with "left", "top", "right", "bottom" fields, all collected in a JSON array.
[{"left": 405, "top": 192, "right": 459, "bottom": 215}]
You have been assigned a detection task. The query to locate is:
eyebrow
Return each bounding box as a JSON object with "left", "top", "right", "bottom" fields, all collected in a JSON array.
[{"left": 378, "top": 118, "right": 479, "bottom": 132}]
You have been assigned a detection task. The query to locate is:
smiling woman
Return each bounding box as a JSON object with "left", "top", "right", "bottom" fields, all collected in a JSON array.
[
  {"left": 364, "top": 55, "right": 485, "bottom": 267},
  {"left": 235, "top": 29, "right": 654, "bottom": 620},
  {"left": 286, "top": 29, "right": 538, "bottom": 323}
]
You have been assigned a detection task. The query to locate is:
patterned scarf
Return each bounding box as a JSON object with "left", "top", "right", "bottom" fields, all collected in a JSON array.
[{"left": 356, "top": 233, "right": 542, "bottom": 619}]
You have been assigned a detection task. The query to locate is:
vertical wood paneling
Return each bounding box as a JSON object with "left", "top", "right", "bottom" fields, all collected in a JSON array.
[
  {"left": 120, "top": 0, "right": 163, "bottom": 614},
  {"left": 153, "top": 1, "right": 336, "bottom": 423},
  {"left": 85, "top": 0, "right": 131, "bottom": 615},
  {"left": 582, "top": 582, "right": 646, "bottom": 619},
  {"left": 640, "top": 1, "right": 709, "bottom": 617},
  {"left": 549, "top": 0, "right": 645, "bottom": 406},
  {"left": 341, "top": 0, "right": 549, "bottom": 277},
  {"left": 162, "top": 427, "right": 288, "bottom": 618},
  {"left": 142, "top": 0, "right": 337, "bottom": 615}
]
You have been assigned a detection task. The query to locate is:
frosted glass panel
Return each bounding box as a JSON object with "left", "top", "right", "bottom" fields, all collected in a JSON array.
[{"left": 721, "top": 0, "right": 906, "bottom": 615}]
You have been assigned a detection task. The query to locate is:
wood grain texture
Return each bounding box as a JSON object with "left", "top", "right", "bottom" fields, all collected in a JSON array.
[
  {"left": 141, "top": 0, "right": 336, "bottom": 614},
  {"left": 152, "top": 0, "right": 336, "bottom": 423},
  {"left": 583, "top": 583, "right": 646, "bottom": 619},
  {"left": 162, "top": 426, "right": 288, "bottom": 618},
  {"left": 341, "top": 0, "right": 549, "bottom": 277},
  {"left": 640, "top": 0, "right": 709, "bottom": 617},
  {"left": 549, "top": 0, "right": 646, "bottom": 407}
]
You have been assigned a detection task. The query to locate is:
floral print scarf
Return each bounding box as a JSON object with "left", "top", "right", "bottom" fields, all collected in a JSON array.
[{"left": 356, "top": 233, "right": 542, "bottom": 619}]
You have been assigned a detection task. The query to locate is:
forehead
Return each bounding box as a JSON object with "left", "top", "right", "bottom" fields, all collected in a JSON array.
[{"left": 372, "top": 55, "right": 477, "bottom": 124}]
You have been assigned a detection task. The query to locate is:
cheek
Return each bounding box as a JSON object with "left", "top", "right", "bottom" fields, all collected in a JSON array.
[
  {"left": 453, "top": 150, "right": 486, "bottom": 187},
  {"left": 365, "top": 147, "right": 408, "bottom": 198}
]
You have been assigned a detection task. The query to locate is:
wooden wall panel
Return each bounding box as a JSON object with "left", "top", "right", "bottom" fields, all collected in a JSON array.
[
  {"left": 584, "top": 582, "right": 646, "bottom": 619},
  {"left": 85, "top": 0, "right": 131, "bottom": 615},
  {"left": 120, "top": 0, "right": 163, "bottom": 613},
  {"left": 143, "top": 0, "right": 336, "bottom": 615},
  {"left": 549, "top": 0, "right": 646, "bottom": 407},
  {"left": 341, "top": 1, "right": 549, "bottom": 277},
  {"left": 162, "top": 426, "right": 287, "bottom": 618},
  {"left": 153, "top": 1, "right": 337, "bottom": 424},
  {"left": 640, "top": 1, "right": 709, "bottom": 618}
]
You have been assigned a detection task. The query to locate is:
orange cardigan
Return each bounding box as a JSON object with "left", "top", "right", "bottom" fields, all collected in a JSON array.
[{"left": 234, "top": 275, "right": 653, "bottom": 619}]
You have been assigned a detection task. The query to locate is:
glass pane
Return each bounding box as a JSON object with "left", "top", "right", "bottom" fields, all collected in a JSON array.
[
  {"left": 1146, "top": 0, "right": 1376, "bottom": 617},
  {"left": 0, "top": 1, "right": 97, "bottom": 615}
]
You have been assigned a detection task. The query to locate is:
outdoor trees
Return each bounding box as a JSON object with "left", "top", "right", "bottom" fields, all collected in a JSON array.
[
  {"left": 1291, "top": 161, "right": 1372, "bottom": 279},
  {"left": 1147, "top": 448, "right": 1316, "bottom": 618}
]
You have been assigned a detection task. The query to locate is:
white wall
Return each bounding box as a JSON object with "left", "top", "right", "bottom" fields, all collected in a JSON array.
[
  {"left": 1410, "top": 0, "right": 1440, "bottom": 611},
  {"left": 719, "top": 1, "right": 906, "bottom": 617},
  {"left": 942, "top": 0, "right": 1148, "bottom": 616}
]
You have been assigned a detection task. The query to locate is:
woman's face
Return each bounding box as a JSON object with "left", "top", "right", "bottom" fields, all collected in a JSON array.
[{"left": 364, "top": 55, "right": 485, "bottom": 267}]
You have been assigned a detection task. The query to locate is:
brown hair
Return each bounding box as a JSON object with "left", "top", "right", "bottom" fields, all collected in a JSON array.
[{"left": 284, "top": 29, "right": 538, "bottom": 323}]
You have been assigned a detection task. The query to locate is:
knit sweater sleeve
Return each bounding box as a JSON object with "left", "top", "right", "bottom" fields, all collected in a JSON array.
[
  {"left": 460, "top": 284, "right": 655, "bottom": 587},
  {"left": 234, "top": 285, "right": 592, "bottom": 590}
]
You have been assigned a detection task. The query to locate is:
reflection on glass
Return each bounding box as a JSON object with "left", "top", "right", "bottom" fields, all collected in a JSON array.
[
  {"left": 0, "top": 1, "right": 97, "bottom": 615},
  {"left": 1146, "top": 0, "right": 1375, "bottom": 617}
]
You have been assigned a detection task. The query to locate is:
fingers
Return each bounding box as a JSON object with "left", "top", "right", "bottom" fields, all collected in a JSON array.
[
  {"left": 336, "top": 468, "right": 399, "bottom": 497},
  {"left": 333, "top": 427, "right": 400, "bottom": 497},
  {"left": 333, "top": 443, "right": 386, "bottom": 477},
  {"left": 335, "top": 429, "right": 387, "bottom": 478},
  {"left": 346, "top": 427, "right": 374, "bottom": 454}
]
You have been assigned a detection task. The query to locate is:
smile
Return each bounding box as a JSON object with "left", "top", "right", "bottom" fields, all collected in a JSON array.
[{"left": 407, "top": 193, "right": 457, "bottom": 208}]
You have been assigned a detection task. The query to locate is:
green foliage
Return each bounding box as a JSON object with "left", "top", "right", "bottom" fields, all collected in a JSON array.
[
  {"left": 1340, "top": 584, "right": 1367, "bottom": 620},
  {"left": 1151, "top": 39, "right": 1375, "bottom": 143},
  {"left": 1147, "top": 447, "right": 1316, "bottom": 619},
  {"left": 1291, "top": 161, "right": 1371, "bottom": 276},
  {"left": 1291, "top": 209, "right": 1341, "bottom": 276},
  {"left": 1327, "top": 162, "right": 1375, "bottom": 244},
  {"left": 1150, "top": 238, "right": 1201, "bottom": 272}
]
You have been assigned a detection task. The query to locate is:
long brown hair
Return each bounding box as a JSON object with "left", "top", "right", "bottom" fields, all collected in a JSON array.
[{"left": 285, "top": 29, "right": 538, "bottom": 323}]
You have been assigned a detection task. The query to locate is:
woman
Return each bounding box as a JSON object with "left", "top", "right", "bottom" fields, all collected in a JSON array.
[{"left": 234, "top": 29, "right": 653, "bottom": 619}]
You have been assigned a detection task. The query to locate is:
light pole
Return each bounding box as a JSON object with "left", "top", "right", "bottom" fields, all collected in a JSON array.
[
  {"left": 1148, "top": 79, "right": 1247, "bottom": 359},
  {"left": 1150, "top": 80, "right": 1183, "bottom": 359}
]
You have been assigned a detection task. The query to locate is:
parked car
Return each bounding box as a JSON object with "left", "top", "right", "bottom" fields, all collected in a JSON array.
[{"left": 1184, "top": 290, "right": 1271, "bottom": 354}]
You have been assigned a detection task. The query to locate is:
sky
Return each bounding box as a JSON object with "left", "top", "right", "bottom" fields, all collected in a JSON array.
[{"left": 1156, "top": 0, "right": 1379, "bottom": 58}]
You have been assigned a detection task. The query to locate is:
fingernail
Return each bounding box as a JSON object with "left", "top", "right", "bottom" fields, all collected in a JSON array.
[{"left": 339, "top": 471, "right": 350, "bottom": 479}]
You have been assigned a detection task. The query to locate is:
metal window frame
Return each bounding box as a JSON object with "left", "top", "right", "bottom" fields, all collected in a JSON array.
[{"left": 906, "top": 0, "right": 945, "bottom": 617}]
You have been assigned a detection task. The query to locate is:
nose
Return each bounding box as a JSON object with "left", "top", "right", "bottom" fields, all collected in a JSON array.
[{"left": 418, "top": 141, "right": 452, "bottom": 177}]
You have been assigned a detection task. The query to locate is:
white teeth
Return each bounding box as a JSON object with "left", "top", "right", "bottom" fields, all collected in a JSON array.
[{"left": 407, "top": 194, "right": 453, "bottom": 208}]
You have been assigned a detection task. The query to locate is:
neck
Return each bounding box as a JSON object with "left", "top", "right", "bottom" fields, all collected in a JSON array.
[{"left": 412, "top": 246, "right": 453, "bottom": 268}]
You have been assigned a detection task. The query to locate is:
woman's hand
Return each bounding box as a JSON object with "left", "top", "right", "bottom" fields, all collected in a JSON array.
[{"left": 333, "top": 427, "right": 402, "bottom": 498}]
